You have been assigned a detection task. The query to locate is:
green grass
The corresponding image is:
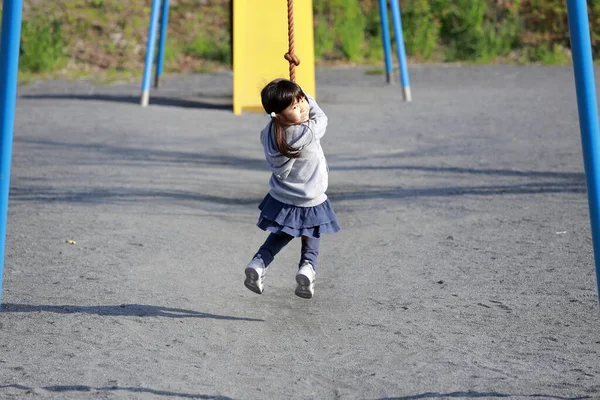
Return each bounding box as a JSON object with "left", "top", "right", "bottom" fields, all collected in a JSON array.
[
  {"left": 18, "top": 66, "right": 143, "bottom": 86},
  {"left": 12, "top": 0, "right": 587, "bottom": 83},
  {"left": 184, "top": 35, "right": 231, "bottom": 64},
  {"left": 334, "top": 0, "right": 366, "bottom": 62},
  {"left": 526, "top": 44, "right": 570, "bottom": 65},
  {"left": 19, "top": 17, "right": 67, "bottom": 73}
]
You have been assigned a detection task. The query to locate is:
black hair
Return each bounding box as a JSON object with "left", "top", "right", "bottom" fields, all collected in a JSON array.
[{"left": 261, "top": 79, "right": 307, "bottom": 158}]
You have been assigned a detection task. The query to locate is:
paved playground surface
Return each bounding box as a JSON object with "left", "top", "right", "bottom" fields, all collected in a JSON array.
[{"left": 0, "top": 65, "right": 599, "bottom": 399}]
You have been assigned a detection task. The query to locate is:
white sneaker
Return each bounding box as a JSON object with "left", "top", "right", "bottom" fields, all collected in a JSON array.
[
  {"left": 244, "top": 258, "right": 266, "bottom": 294},
  {"left": 295, "top": 263, "right": 315, "bottom": 299}
]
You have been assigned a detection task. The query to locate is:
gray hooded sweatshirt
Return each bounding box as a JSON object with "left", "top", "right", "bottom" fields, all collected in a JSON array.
[{"left": 260, "top": 94, "right": 329, "bottom": 207}]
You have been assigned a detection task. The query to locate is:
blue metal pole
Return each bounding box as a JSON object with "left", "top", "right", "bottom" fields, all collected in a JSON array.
[
  {"left": 390, "top": 0, "right": 411, "bottom": 102},
  {"left": 154, "top": 0, "right": 170, "bottom": 88},
  {"left": 140, "top": 0, "right": 161, "bottom": 106},
  {"left": 566, "top": 0, "right": 600, "bottom": 302},
  {"left": 0, "top": 0, "right": 23, "bottom": 306},
  {"left": 378, "top": 0, "right": 394, "bottom": 84}
]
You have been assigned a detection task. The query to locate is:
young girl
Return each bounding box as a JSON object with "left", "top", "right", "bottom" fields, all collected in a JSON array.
[{"left": 244, "top": 78, "right": 340, "bottom": 299}]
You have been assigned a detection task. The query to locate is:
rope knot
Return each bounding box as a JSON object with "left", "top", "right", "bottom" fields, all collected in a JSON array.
[{"left": 284, "top": 53, "right": 301, "bottom": 66}]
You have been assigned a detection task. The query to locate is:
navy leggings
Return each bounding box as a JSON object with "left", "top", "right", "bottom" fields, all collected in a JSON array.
[{"left": 255, "top": 232, "right": 320, "bottom": 270}]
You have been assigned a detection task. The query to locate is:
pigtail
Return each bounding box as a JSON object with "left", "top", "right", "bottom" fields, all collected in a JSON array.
[{"left": 272, "top": 119, "right": 301, "bottom": 159}]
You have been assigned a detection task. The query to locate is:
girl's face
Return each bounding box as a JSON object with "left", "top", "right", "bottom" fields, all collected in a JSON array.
[{"left": 278, "top": 96, "right": 309, "bottom": 124}]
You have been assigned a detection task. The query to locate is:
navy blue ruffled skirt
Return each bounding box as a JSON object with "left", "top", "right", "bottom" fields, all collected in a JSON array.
[{"left": 257, "top": 194, "right": 341, "bottom": 238}]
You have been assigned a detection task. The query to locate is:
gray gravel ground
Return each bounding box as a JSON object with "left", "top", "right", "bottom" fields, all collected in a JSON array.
[{"left": 0, "top": 65, "right": 599, "bottom": 399}]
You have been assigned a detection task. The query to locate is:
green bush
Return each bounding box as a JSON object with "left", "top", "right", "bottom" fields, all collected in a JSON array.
[
  {"left": 527, "top": 43, "right": 570, "bottom": 64},
  {"left": 19, "top": 16, "right": 67, "bottom": 73},
  {"left": 314, "top": 0, "right": 366, "bottom": 62},
  {"left": 431, "top": 0, "right": 521, "bottom": 62},
  {"left": 333, "top": 0, "right": 365, "bottom": 62},
  {"left": 437, "top": 0, "right": 488, "bottom": 61},
  {"left": 486, "top": 0, "right": 522, "bottom": 61},
  {"left": 402, "top": 0, "right": 440, "bottom": 60},
  {"left": 314, "top": 14, "right": 335, "bottom": 60},
  {"left": 589, "top": 0, "right": 600, "bottom": 56},
  {"left": 89, "top": 0, "right": 105, "bottom": 8},
  {"left": 12, "top": 0, "right": 600, "bottom": 77},
  {"left": 363, "top": 6, "right": 384, "bottom": 62}
]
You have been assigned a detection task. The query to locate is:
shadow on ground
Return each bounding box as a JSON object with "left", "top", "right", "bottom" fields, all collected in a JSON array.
[
  {"left": 8, "top": 181, "right": 585, "bottom": 207},
  {"left": 1, "top": 303, "right": 263, "bottom": 321},
  {"left": 10, "top": 138, "right": 586, "bottom": 206},
  {"left": 9, "top": 186, "right": 262, "bottom": 206},
  {"left": 378, "top": 392, "right": 591, "bottom": 400},
  {"left": 15, "top": 137, "right": 266, "bottom": 171},
  {"left": 0, "top": 386, "right": 590, "bottom": 400},
  {"left": 332, "top": 164, "right": 585, "bottom": 180},
  {"left": 0, "top": 384, "right": 237, "bottom": 399},
  {"left": 327, "top": 180, "right": 586, "bottom": 201},
  {"left": 20, "top": 94, "right": 232, "bottom": 111}
]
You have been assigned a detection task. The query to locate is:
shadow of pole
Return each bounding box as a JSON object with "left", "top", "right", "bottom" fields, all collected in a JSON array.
[
  {"left": 14, "top": 136, "right": 267, "bottom": 171},
  {"left": 0, "top": 384, "right": 238, "bottom": 399},
  {"left": 328, "top": 181, "right": 586, "bottom": 203},
  {"left": 20, "top": 94, "right": 233, "bottom": 111},
  {"left": 377, "top": 392, "right": 591, "bottom": 400},
  {"left": 0, "top": 386, "right": 590, "bottom": 400},
  {"left": 1, "top": 303, "right": 263, "bottom": 321}
]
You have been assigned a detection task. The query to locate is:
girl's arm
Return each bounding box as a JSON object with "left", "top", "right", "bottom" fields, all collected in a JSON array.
[{"left": 305, "top": 93, "right": 328, "bottom": 139}]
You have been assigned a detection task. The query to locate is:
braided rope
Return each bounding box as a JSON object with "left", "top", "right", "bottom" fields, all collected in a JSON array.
[{"left": 284, "top": 0, "right": 300, "bottom": 82}]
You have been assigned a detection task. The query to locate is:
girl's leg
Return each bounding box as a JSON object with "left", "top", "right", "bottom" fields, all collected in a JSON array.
[
  {"left": 246, "top": 232, "right": 293, "bottom": 295},
  {"left": 254, "top": 232, "right": 294, "bottom": 267},
  {"left": 300, "top": 236, "right": 320, "bottom": 269},
  {"left": 295, "top": 236, "right": 320, "bottom": 299}
]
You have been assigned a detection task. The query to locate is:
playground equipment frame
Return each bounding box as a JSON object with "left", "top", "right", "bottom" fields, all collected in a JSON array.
[
  {"left": 140, "top": 0, "right": 412, "bottom": 107},
  {"left": 0, "top": 0, "right": 23, "bottom": 305},
  {"left": 378, "top": 0, "right": 411, "bottom": 102}
]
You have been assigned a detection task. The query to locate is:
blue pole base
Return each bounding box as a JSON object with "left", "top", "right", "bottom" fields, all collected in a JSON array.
[
  {"left": 141, "top": 91, "right": 150, "bottom": 107},
  {"left": 403, "top": 86, "right": 412, "bottom": 102}
]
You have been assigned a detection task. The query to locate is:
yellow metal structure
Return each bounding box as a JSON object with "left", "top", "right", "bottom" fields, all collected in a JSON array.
[{"left": 233, "top": 0, "right": 316, "bottom": 115}]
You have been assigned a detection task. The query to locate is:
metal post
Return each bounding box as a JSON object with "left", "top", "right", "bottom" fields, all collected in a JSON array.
[
  {"left": 378, "top": 0, "right": 394, "bottom": 84},
  {"left": 566, "top": 0, "right": 600, "bottom": 302},
  {"left": 155, "top": 0, "right": 170, "bottom": 89},
  {"left": 140, "top": 0, "right": 161, "bottom": 106},
  {"left": 390, "top": 0, "right": 411, "bottom": 102},
  {"left": 0, "top": 0, "right": 23, "bottom": 305}
]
